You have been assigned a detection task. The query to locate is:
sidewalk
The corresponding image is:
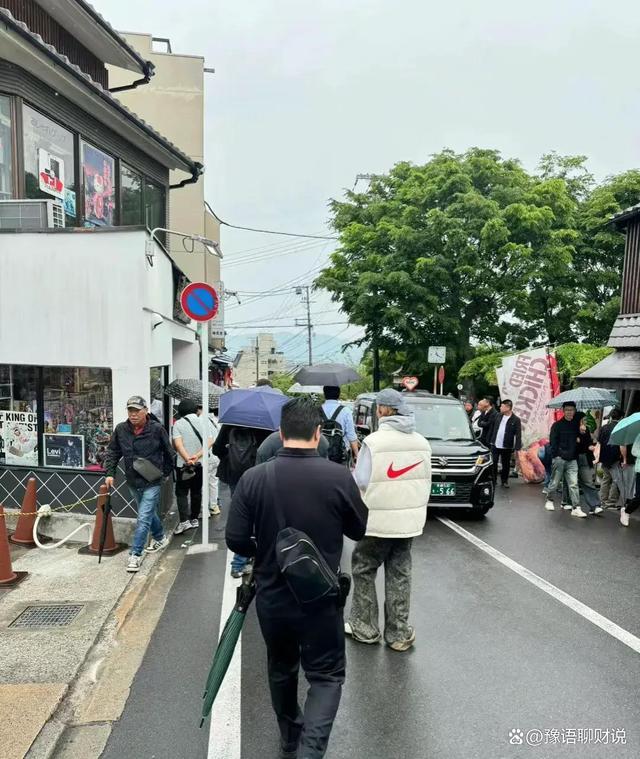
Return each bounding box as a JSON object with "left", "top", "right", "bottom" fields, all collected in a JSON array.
[{"left": 0, "top": 511, "right": 178, "bottom": 759}]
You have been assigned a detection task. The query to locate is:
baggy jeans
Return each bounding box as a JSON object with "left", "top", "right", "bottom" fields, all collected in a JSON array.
[
  {"left": 600, "top": 465, "right": 621, "bottom": 508},
  {"left": 547, "top": 458, "right": 580, "bottom": 508},
  {"left": 128, "top": 484, "right": 164, "bottom": 556},
  {"left": 349, "top": 536, "right": 413, "bottom": 645}
]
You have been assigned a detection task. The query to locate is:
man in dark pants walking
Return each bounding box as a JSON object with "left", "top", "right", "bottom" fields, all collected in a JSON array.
[
  {"left": 226, "top": 398, "right": 368, "bottom": 759},
  {"left": 489, "top": 399, "right": 522, "bottom": 488}
]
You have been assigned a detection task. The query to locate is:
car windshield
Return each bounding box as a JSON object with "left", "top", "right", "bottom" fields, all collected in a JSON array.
[{"left": 409, "top": 401, "right": 474, "bottom": 442}]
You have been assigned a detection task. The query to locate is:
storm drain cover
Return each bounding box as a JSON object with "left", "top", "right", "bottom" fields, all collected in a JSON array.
[{"left": 9, "top": 604, "right": 84, "bottom": 629}]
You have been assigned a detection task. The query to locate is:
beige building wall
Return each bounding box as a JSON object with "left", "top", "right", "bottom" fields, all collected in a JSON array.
[
  {"left": 108, "top": 33, "right": 220, "bottom": 287},
  {"left": 233, "top": 334, "right": 288, "bottom": 388}
]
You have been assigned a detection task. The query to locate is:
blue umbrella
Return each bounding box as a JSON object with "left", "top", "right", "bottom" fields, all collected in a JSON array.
[
  {"left": 609, "top": 412, "right": 640, "bottom": 447},
  {"left": 218, "top": 387, "right": 289, "bottom": 430}
]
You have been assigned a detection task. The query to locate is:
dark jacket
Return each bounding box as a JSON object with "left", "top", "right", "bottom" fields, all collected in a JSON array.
[
  {"left": 105, "top": 418, "right": 175, "bottom": 489},
  {"left": 226, "top": 448, "right": 368, "bottom": 615},
  {"left": 597, "top": 422, "right": 623, "bottom": 467},
  {"left": 478, "top": 407, "right": 498, "bottom": 446},
  {"left": 489, "top": 413, "right": 522, "bottom": 451},
  {"left": 211, "top": 424, "right": 271, "bottom": 486},
  {"left": 256, "top": 431, "right": 330, "bottom": 464},
  {"left": 549, "top": 417, "right": 581, "bottom": 461}
]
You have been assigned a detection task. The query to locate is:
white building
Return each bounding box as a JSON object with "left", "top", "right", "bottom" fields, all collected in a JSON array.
[{"left": 233, "top": 334, "right": 288, "bottom": 388}]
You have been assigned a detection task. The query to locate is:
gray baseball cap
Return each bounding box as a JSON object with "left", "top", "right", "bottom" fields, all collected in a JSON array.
[
  {"left": 126, "top": 395, "right": 148, "bottom": 410},
  {"left": 377, "top": 388, "right": 413, "bottom": 416}
]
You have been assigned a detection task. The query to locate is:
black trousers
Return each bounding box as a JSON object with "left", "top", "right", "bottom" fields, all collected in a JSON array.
[
  {"left": 257, "top": 603, "right": 345, "bottom": 759},
  {"left": 175, "top": 466, "right": 202, "bottom": 521},
  {"left": 492, "top": 446, "right": 512, "bottom": 485}
]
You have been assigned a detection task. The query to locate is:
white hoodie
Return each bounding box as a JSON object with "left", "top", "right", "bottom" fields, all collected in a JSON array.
[{"left": 354, "top": 414, "right": 432, "bottom": 539}]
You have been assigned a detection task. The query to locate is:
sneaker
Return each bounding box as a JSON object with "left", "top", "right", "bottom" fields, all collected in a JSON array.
[
  {"left": 344, "top": 621, "right": 381, "bottom": 644},
  {"left": 145, "top": 535, "right": 170, "bottom": 553},
  {"left": 173, "top": 521, "right": 192, "bottom": 535},
  {"left": 209, "top": 503, "right": 221, "bottom": 516},
  {"left": 280, "top": 742, "right": 298, "bottom": 759},
  {"left": 562, "top": 503, "right": 573, "bottom": 511},
  {"left": 620, "top": 508, "right": 630, "bottom": 527},
  {"left": 190, "top": 519, "right": 199, "bottom": 529},
  {"left": 571, "top": 507, "right": 588, "bottom": 518},
  {"left": 542, "top": 487, "right": 549, "bottom": 495},
  {"left": 388, "top": 626, "right": 416, "bottom": 652},
  {"left": 230, "top": 568, "right": 244, "bottom": 579},
  {"left": 126, "top": 554, "right": 144, "bottom": 572},
  {"left": 594, "top": 507, "right": 604, "bottom": 516},
  {"left": 544, "top": 500, "right": 555, "bottom": 511},
  {"left": 502, "top": 481, "right": 510, "bottom": 489}
]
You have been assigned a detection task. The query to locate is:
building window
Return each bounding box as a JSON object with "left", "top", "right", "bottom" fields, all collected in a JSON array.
[
  {"left": 0, "top": 95, "right": 12, "bottom": 200},
  {"left": 0, "top": 366, "right": 39, "bottom": 467},
  {"left": 121, "top": 164, "right": 143, "bottom": 225},
  {"left": 145, "top": 180, "right": 165, "bottom": 231},
  {"left": 82, "top": 142, "right": 116, "bottom": 227},
  {"left": 43, "top": 367, "right": 113, "bottom": 470},
  {"left": 22, "top": 104, "right": 77, "bottom": 225}
]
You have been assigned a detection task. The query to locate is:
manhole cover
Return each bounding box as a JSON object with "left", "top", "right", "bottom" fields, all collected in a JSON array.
[{"left": 9, "top": 604, "right": 84, "bottom": 629}]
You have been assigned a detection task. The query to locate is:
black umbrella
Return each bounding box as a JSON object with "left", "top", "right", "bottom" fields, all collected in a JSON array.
[
  {"left": 294, "top": 363, "right": 361, "bottom": 387},
  {"left": 200, "top": 573, "right": 256, "bottom": 727},
  {"left": 165, "top": 379, "right": 226, "bottom": 405},
  {"left": 98, "top": 492, "right": 112, "bottom": 564}
]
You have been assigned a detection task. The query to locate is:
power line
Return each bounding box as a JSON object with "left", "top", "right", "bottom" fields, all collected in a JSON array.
[{"left": 205, "top": 201, "right": 337, "bottom": 240}]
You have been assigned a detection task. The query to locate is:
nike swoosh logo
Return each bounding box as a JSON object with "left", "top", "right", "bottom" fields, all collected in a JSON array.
[{"left": 387, "top": 461, "right": 422, "bottom": 479}]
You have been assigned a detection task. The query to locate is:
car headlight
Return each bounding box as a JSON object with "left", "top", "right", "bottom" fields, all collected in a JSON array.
[{"left": 476, "top": 453, "right": 492, "bottom": 467}]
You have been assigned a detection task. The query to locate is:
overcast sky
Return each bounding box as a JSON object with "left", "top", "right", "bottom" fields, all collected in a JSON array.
[{"left": 99, "top": 0, "right": 640, "bottom": 360}]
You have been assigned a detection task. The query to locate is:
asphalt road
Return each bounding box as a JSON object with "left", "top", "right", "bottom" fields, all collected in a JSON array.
[{"left": 101, "top": 481, "right": 640, "bottom": 759}]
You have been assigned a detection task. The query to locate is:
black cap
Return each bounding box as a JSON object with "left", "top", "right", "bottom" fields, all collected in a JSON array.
[{"left": 178, "top": 399, "right": 198, "bottom": 417}]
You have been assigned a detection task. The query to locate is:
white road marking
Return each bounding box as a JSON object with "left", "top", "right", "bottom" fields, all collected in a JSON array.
[
  {"left": 437, "top": 517, "right": 640, "bottom": 655},
  {"left": 208, "top": 549, "right": 242, "bottom": 759}
]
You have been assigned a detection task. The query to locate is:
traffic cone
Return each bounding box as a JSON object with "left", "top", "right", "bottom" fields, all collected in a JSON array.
[
  {"left": 0, "top": 504, "right": 28, "bottom": 587},
  {"left": 9, "top": 477, "right": 37, "bottom": 547},
  {"left": 78, "top": 485, "right": 127, "bottom": 557}
]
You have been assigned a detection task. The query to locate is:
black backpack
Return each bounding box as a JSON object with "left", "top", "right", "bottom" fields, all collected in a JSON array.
[
  {"left": 227, "top": 428, "right": 258, "bottom": 478},
  {"left": 321, "top": 406, "right": 347, "bottom": 464},
  {"left": 266, "top": 461, "right": 340, "bottom": 606}
]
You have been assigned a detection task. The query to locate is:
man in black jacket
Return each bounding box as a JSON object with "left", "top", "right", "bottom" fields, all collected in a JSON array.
[
  {"left": 477, "top": 396, "right": 499, "bottom": 447},
  {"left": 489, "top": 399, "right": 522, "bottom": 488},
  {"left": 544, "top": 402, "right": 584, "bottom": 516},
  {"left": 105, "top": 396, "right": 175, "bottom": 572},
  {"left": 226, "top": 397, "right": 368, "bottom": 759}
]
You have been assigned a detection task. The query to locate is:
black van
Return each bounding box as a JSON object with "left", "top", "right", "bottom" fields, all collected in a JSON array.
[{"left": 353, "top": 392, "right": 495, "bottom": 515}]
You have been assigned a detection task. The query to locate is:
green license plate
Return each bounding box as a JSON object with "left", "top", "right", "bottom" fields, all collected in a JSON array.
[{"left": 431, "top": 482, "right": 456, "bottom": 496}]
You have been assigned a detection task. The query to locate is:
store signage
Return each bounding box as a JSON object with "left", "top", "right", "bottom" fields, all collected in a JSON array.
[
  {"left": 181, "top": 282, "right": 220, "bottom": 322},
  {"left": 43, "top": 433, "right": 85, "bottom": 469},
  {"left": 209, "top": 281, "right": 225, "bottom": 340},
  {"left": 0, "top": 411, "right": 38, "bottom": 466},
  {"left": 402, "top": 376, "right": 419, "bottom": 391},
  {"left": 38, "top": 148, "right": 65, "bottom": 200}
]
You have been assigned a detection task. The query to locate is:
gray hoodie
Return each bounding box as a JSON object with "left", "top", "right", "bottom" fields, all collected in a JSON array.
[{"left": 354, "top": 413, "right": 416, "bottom": 490}]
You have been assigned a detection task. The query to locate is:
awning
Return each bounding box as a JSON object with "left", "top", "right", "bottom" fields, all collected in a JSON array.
[
  {"left": 576, "top": 350, "right": 640, "bottom": 391},
  {"left": 210, "top": 354, "right": 234, "bottom": 367}
]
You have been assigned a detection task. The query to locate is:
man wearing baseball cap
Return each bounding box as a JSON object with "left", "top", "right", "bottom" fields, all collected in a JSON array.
[
  {"left": 105, "top": 395, "right": 175, "bottom": 572},
  {"left": 346, "top": 388, "right": 431, "bottom": 652}
]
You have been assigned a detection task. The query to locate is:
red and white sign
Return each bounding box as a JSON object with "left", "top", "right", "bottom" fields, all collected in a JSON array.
[
  {"left": 402, "top": 376, "right": 419, "bottom": 391},
  {"left": 438, "top": 366, "right": 446, "bottom": 385},
  {"left": 38, "top": 148, "right": 65, "bottom": 200}
]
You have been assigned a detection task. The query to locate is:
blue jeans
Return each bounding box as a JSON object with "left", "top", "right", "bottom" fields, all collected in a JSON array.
[{"left": 129, "top": 484, "right": 164, "bottom": 556}]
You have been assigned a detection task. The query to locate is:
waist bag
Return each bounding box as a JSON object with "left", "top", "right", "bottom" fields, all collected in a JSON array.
[{"left": 266, "top": 460, "right": 340, "bottom": 606}]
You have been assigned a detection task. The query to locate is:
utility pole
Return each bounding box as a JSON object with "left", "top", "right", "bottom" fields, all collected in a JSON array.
[
  {"left": 372, "top": 335, "right": 381, "bottom": 392},
  {"left": 255, "top": 335, "right": 259, "bottom": 383},
  {"left": 296, "top": 286, "right": 313, "bottom": 365}
]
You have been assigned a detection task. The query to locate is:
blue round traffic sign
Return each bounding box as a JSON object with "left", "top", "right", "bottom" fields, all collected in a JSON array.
[{"left": 180, "top": 282, "right": 219, "bottom": 322}]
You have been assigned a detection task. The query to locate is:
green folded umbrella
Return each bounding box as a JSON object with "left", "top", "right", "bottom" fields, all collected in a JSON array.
[{"left": 200, "top": 573, "right": 256, "bottom": 727}]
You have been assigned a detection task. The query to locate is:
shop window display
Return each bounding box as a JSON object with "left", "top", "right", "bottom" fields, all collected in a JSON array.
[
  {"left": 82, "top": 142, "right": 116, "bottom": 227},
  {"left": 23, "top": 104, "right": 77, "bottom": 225},
  {"left": 0, "top": 95, "right": 12, "bottom": 200},
  {"left": 43, "top": 367, "right": 113, "bottom": 470},
  {"left": 0, "top": 365, "right": 39, "bottom": 467}
]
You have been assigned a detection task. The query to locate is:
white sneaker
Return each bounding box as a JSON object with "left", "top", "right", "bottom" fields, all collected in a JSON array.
[
  {"left": 174, "top": 521, "right": 192, "bottom": 535},
  {"left": 126, "top": 554, "right": 144, "bottom": 572},
  {"left": 571, "top": 507, "right": 588, "bottom": 518},
  {"left": 594, "top": 506, "right": 604, "bottom": 515},
  {"left": 190, "top": 519, "right": 199, "bottom": 529},
  {"left": 562, "top": 503, "right": 573, "bottom": 511},
  {"left": 209, "top": 504, "right": 221, "bottom": 516},
  {"left": 145, "top": 536, "right": 170, "bottom": 553},
  {"left": 620, "top": 508, "right": 630, "bottom": 527},
  {"left": 544, "top": 500, "right": 555, "bottom": 511}
]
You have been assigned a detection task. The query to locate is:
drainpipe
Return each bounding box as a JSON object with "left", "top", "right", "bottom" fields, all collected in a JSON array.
[
  {"left": 170, "top": 163, "right": 204, "bottom": 190},
  {"left": 109, "top": 61, "right": 156, "bottom": 93}
]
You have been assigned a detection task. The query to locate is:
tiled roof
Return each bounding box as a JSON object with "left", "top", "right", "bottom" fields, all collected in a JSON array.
[
  {"left": 577, "top": 350, "right": 640, "bottom": 388},
  {"left": 608, "top": 314, "right": 640, "bottom": 349},
  {"left": 609, "top": 202, "right": 640, "bottom": 226},
  {"left": 0, "top": 8, "right": 201, "bottom": 176}
]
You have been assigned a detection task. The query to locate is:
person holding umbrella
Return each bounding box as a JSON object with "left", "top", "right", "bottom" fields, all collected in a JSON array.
[
  {"left": 226, "top": 397, "right": 368, "bottom": 759},
  {"left": 608, "top": 411, "right": 640, "bottom": 527}
]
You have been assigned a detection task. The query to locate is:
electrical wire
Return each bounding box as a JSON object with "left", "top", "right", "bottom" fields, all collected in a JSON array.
[{"left": 205, "top": 201, "right": 337, "bottom": 240}]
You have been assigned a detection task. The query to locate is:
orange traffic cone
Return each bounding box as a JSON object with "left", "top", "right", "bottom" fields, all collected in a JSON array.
[
  {"left": 78, "top": 485, "right": 127, "bottom": 558},
  {"left": 0, "top": 504, "right": 28, "bottom": 587},
  {"left": 9, "top": 477, "right": 37, "bottom": 547}
]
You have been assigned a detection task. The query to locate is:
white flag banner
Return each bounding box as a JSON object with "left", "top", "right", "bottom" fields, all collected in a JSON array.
[{"left": 499, "top": 348, "right": 556, "bottom": 448}]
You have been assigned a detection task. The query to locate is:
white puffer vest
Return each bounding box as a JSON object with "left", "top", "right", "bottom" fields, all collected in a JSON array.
[{"left": 363, "top": 417, "right": 432, "bottom": 538}]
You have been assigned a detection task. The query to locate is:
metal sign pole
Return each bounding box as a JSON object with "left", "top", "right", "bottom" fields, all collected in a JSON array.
[
  {"left": 200, "top": 322, "right": 209, "bottom": 546},
  {"left": 433, "top": 366, "right": 437, "bottom": 394}
]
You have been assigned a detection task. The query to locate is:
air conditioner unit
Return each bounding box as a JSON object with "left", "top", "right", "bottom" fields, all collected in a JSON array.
[{"left": 0, "top": 199, "right": 65, "bottom": 230}]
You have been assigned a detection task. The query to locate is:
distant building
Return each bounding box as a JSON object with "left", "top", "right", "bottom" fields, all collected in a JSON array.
[{"left": 233, "top": 335, "right": 287, "bottom": 388}]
